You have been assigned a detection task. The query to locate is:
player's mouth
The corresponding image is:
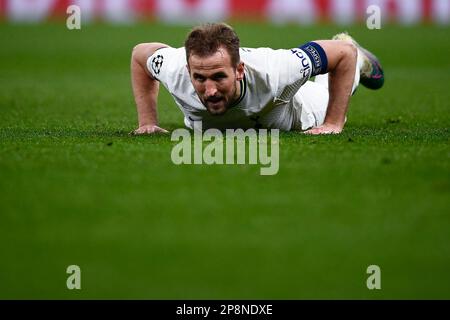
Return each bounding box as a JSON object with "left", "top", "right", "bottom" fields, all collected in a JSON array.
[{"left": 205, "top": 97, "right": 227, "bottom": 115}]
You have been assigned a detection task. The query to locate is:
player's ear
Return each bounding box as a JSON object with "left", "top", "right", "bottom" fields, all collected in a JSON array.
[{"left": 236, "top": 62, "right": 244, "bottom": 81}]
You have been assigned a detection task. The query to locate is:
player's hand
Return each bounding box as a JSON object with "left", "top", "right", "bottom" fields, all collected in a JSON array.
[
  {"left": 303, "top": 123, "right": 343, "bottom": 135},
  {"left": 131, "top": 124, "right": 169, "bottom": 135}
]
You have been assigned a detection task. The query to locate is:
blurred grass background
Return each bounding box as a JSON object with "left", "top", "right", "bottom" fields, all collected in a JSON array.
[{"left": 0, "top": 22, "right": 449, "bottom": 299}]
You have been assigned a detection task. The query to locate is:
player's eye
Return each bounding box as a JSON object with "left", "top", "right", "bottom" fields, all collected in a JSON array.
[
  {"left": 194, "top": 75, "right": 206, "bottom": 82},
  {"left": 213, "top": 74, "right": 227, "bottom": 81}
]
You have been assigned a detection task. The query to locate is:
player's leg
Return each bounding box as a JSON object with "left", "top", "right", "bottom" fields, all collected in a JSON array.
[
  {"left": 295, "top": 81, "right": 329, "bottom": 130},
  {"left": 332, "top": 32, "right": 384, "bottom": 90}
]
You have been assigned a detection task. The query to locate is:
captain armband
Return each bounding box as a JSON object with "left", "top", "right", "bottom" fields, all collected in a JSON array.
[{"left": 298, "top": 42, "right": 328, "bottom": 76}]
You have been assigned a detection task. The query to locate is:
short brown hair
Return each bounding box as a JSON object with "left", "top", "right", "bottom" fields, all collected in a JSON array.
[{"left": 185, "top": 23, "right": 240, "bottom": 67}]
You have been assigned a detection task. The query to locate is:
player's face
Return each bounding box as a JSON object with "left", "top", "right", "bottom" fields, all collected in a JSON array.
[{"left": 188, "top": 48, "right": 244, "bottom": 116}]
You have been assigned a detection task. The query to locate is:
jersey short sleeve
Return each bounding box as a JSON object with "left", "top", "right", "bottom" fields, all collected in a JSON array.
[
  {"left": 146, "top": 46, "right": 205, "bottom": 119},
  {"left": 146, "top": 47, "right": 189, "bottom": 92}
]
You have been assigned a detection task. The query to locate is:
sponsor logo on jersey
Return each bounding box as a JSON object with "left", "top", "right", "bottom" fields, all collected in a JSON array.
[{"left": 291, "top": 48, "right": 312, "bottom": 78}]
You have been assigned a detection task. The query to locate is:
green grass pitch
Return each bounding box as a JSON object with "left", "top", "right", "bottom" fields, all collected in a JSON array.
[{"left": 0, "top": 22, "right": 449, "bottom": 299}]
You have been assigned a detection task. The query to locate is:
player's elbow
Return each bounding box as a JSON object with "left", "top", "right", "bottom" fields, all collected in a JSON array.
[
  {"left": 342, "top": 41, "right": 357, "bottom": 65},
  {"left": 131, "top": 43, "right": 157, "bottom": 72},
  {"left": 328, "top": 41, "right": 357, "bottom": 73},
  {"left": 317, "top": 40, "right": 357, "bottom": 72},
  {"left": 132, "top": 43, "right": 142, "bottom": 53},
  {"left": 131, "top": 43, "right": 147, "bottom": 62},
  {"left": 132, "top": 42, "right": 168, "bottom": 60}
]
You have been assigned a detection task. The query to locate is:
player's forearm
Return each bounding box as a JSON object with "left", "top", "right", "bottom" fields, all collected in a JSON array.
[
  {"left": 131, "top": 55, "right": 160, "bottom": 127},
  {"left": 324, "top": 45, "right": 357, "bottom": 128}
]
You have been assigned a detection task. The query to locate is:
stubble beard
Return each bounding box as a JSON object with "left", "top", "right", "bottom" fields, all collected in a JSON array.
[{"left": 203, "top": 81, "right": 238, "bottom": 116}]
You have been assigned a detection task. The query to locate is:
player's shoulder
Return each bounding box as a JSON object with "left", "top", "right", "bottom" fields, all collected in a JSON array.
[
  {"left": 151, "top": 46, "right": 184, "bottom": 56},
  {"left": 149, "top": 46, "right": 186, "bottom": 65},
  {"left": 239, "top": 46, "right": 294, "bottom": 63},
  {"left": 240, "top": 46, "right": 277, "bottom": 56},
  {"left": 147, "top": 46, "right": 186, "bottom": 79}
]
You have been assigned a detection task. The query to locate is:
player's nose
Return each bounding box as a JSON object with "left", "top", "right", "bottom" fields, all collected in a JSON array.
[{"left": 205, "top": 80, "right": 217, "bottom": 97}]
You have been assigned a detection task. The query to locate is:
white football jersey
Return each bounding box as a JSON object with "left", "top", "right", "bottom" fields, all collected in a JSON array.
[{"left": 147, "top": 43, "right": 328, "bottom": 131}]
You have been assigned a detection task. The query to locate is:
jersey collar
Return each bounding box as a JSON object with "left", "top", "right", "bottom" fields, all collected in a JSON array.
[{"left": 230, "top": 74, "right": 247, "bottom": 109}]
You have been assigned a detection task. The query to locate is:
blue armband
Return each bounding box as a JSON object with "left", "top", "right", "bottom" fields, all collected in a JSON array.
[{"left": 299, "top": 42, "right": 328, "bottom": 76}]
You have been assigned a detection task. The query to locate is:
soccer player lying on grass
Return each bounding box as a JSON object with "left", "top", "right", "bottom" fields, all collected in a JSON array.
[{"left": 131, "top": 23, "right": 384, "bottom": 135}]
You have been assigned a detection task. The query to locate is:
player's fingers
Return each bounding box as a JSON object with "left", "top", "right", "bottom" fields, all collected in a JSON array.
[
  {"left": 130, "top": 126, "right": 169, "bottom": 135},
  {"left": 156, "top": 127, "right": 169, "bottom": 133},
  {"left": 304, "top": 128, "right": 332, "bottom": 135},
  {"left": 130, "top": 128, "right": 147, "bottom": 135},
  {"left": 303, "top": 128, "right": 319, "bottom": 135},
  {"left": 129, "top": 129, "right": 143, "bottom": 135}
]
